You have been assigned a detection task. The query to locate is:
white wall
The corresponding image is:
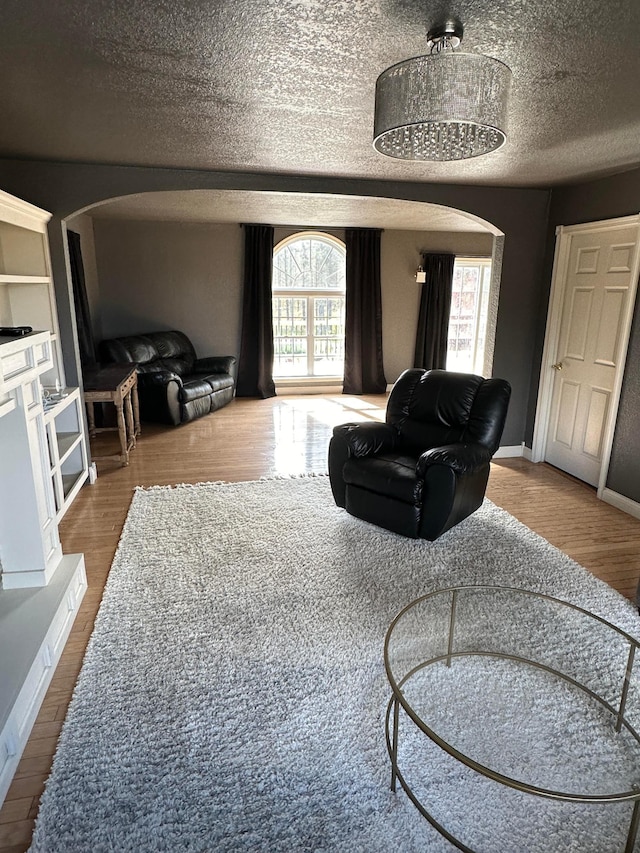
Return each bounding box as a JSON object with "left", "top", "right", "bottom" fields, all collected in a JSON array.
[{"left": 90, "top": 219, "right": 493, "bottom": 381}]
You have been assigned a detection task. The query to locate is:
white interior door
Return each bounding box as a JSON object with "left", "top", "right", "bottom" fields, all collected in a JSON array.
[{"left": 543, "top": 220, "right": 640, "bottom": 486}]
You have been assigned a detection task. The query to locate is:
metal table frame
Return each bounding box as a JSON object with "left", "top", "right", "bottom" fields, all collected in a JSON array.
[{"left": 384, "top": 585, "right": 640, "bottom": 852}]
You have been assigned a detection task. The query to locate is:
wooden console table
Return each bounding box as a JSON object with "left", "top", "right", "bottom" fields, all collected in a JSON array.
[{"left": 83, "top": 364, "right": 141, "bottom": 466}]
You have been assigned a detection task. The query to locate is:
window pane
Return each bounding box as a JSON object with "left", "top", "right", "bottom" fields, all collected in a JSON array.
[
  {"left": 273, "top": 236, "right": 346, "bottom": 290},
  {"left": 313, "top": 337, "right": 344, "bottom": 376},
  {"left": 313, "top": 297, "right": 344, "bottom": 337},
  {"left": 447, "top": 260, "right": 491, "bottom": 374},
  {"left": 273, "top": 297, "right": 307, "bottom": 337},
  {"left": 273, "top": 296, "right": 308, "bottom": 377},
  {"left": 312, "top": 296, "right": 345, "bottom": 375},
  {"left": 273, "top": 336, "right": 308, "bottom": 377}
]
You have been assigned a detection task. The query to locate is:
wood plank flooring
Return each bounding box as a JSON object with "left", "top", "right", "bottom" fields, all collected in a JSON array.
[{"left": 1, "top": 393, "right": 640, "bottom": 852}]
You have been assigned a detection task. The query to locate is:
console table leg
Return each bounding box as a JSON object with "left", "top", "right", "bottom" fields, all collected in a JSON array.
[
  {"left": 124, "top": 391, "right": 135, "bottom": 449},
  {"left": 115, "top": 401, "right": 128, "bottom": 465},
  {"left": 86, "top": 401, "right": 96, "bottom": 436},
  {"left": 132, "top": 384, "right": 141, "bottom": 436}
]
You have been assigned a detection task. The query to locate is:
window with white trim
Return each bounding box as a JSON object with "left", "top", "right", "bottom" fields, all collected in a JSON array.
[
  {"left": 272, "top": 232, "right": 346, "bottom": 378},
  {"left": 447, "top": 258, "right": 492, "bottom": 375}
]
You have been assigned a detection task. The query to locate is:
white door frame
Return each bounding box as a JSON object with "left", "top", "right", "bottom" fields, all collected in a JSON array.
[{"left": 531, "top": 213, "right": 640, "bottom": 498}]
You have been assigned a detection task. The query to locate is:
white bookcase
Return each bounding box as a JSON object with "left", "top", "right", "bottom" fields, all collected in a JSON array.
[
  {"left": 0, "top": 191, "right": 63, "bottom": 388},
  {"left": 0, "top": 191, "right": 88, "bottom": 806},
  {"left": 0, "top": 189, "right": 88, "bottom": 522}
]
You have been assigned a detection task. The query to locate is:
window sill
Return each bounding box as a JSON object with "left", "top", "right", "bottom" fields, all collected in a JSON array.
[{"left": 275, "top": 377, "right": 344, "bottom": 395}]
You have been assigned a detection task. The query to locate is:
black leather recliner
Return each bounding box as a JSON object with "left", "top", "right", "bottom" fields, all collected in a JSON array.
[
  {"left": 99, "top": 330, "right": 236, "bottom": 426},
  {"left": 328, "top": 368, "right": 511, "bottom": 540}
]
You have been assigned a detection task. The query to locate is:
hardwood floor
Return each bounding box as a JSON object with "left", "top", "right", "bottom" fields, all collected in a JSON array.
[{"left": 1, "top": 393, "right": 639, "bottom": 852}]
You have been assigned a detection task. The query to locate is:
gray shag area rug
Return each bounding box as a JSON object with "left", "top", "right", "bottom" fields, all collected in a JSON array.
[{"left": 29, "top": 476, "right": 640, "bottom": 853}]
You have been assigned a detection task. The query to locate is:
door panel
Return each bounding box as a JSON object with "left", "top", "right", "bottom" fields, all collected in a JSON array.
[
  {"left": 582, "top": 388, "right": 609, "bottom": 458},
  {"left": 608, "top": 243, "right": 634, "bottom": 273},
  {"left": 544, "top": 223, "right": 638, "bottom": 486},
  {"left": 575, "top": 246, "right": 599, "bottom": 274},
  {"left": 594, "top": 288, "right": 625, "bottom": 366},
  {"left": 565, "top": 287, "right": 592, "bottom": 360},
  {"left": 554, "top": 380, "right": 579, "bottom": 447}
]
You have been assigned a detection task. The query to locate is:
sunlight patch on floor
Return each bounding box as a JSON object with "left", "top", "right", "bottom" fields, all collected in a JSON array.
[{"left": 271, "top": 395, "right": 387, "bottom": 475}]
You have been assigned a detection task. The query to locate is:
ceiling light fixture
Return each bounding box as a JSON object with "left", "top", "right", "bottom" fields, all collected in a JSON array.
[{"left": 373, "top": 18, "right": 511, "bottom": 162}]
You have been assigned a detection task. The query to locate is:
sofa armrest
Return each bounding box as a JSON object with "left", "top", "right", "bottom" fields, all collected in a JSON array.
[
  {"left": 137, "top": 369, "right": 183, "bottom": 388},
  {"left": 417, "top": 443, "right": 493, "bottom": 477},
  {"left": 193, "top": 356, "right": 237, "bottom": 378},
  {"left": 332, "top": 422, "right": 397, "bottom": 457},
  {"left": 135, "top": 370, "right": 183, "bottom": 426}
]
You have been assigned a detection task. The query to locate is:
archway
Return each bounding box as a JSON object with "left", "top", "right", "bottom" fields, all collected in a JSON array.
[{"left": 63, "top": 188, "right": 504, "bottom": 392}]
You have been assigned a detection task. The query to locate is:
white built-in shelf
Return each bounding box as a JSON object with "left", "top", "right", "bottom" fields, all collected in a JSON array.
[
  {"left": 0, "top": 192, "right": 61, "bottom": 385},
  {"left": 0, "top": 554, "right": 86, "bottom": 806},
  {"left": 62, "top": 472, "right": 84, "bottom": 500},
  {"left": 0, "top": 190, "right": 88, "bottom": 813},
  {"left": 43, "top": 389, "right": 88, "bottom": 522},
  {"left": 0, "top": 398, "right": 15, "bottom": 418},
  {"left": 0, "top": 274, "right": 50, "bottom": 285},
  {"left": 56, "top": 431, "right": 82, "bottom": 461}
]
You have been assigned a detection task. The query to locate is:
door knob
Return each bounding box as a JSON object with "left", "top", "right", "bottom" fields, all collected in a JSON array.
[{"left": 552, "top": 362, "right": 563, "bottom": 371}]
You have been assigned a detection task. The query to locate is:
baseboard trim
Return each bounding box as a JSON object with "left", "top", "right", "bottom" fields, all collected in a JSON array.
[
  {"left": 601, "top": 488, "right": 640, "bottom": 520},
  {"left": 493, "top": 444, "right": 527, "bottom": 459}
]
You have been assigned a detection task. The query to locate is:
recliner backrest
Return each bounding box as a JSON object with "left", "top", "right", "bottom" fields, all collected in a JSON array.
[
  {"left": 386, "top": 368, "right": 511, "bottom": 453},
  {"left": 99, "top": 331, "right": 196, "bottom": 376}
]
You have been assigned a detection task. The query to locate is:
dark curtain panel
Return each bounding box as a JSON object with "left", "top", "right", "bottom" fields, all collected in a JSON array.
[
  {"left": 67, "top": 230, "right": 97, "bottom": 369},
  {"left": 236, "top": 224, "right": 276, "bottom": 398},
  {"left": 343, "top": 228, "right": 387, "bottom": 395},
  {"left": 414, "top": 253, "right": 455, "bottom": 371}
]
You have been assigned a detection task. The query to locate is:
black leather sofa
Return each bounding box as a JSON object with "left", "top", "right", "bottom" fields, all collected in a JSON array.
[
  {"left": 328, "top": 368, "right": 511, "bottom": 540},
  {"left": 99, "top": 330, "right": 236, "bottom": 426}
]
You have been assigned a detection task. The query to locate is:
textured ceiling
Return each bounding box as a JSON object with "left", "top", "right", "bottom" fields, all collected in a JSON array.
[
  {"left": 89, "top": 190, "right": 495, "bottom": 232},
  {"left": 1, "top": 0, "right": 639, "bottom": 191}
]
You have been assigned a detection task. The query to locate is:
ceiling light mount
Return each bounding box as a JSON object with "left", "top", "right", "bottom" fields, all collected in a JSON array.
[
  {"left": 373, "top": 17, "right": 511, "bottom": 162},
  {"left": 426, "top": 19, "right": 463, "bottom": 52}
]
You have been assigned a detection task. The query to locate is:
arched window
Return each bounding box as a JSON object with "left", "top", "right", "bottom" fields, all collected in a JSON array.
[{"left": 272, "top": 232, "right": 346, "bottom": 378}]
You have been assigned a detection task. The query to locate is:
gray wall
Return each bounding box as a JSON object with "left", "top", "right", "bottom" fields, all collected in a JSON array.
[
  {"left": 534, "top": 166, "right": 640, "bottom": 502},
  {"left": 92, "top": 219, "right": 243, "bottom": 360},
  {"left": 0, "top": 159, "right": 551, "bottom": 446}
]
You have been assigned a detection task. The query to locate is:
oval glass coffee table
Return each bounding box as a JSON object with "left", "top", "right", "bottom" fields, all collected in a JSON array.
[{"left": 384, "top": 586, "right": 640, "bottom": 852}]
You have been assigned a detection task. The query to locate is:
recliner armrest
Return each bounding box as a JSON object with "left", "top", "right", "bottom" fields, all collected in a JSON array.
[
  {"left": 193, "top": 355, "right": 237, "bottom": 378},
  {"left": 417, "top": 443, "right": 493, "bottom": 477},
  {"left": 332, "top": 422, "right": 397, "bottom": 457}
]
